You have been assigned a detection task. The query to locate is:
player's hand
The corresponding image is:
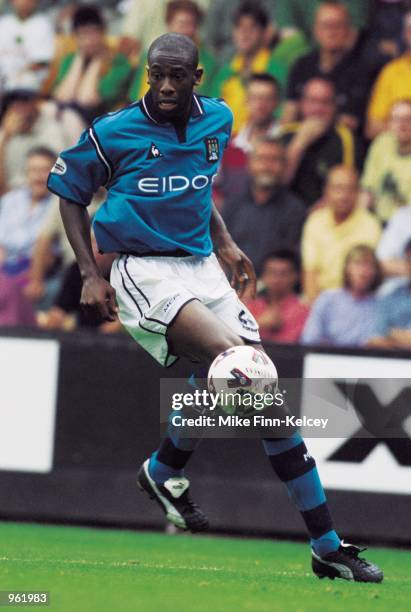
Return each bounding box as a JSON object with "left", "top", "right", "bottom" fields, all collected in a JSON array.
[
  {"left": 217, "top": 239, "right": 257, "bottom": 300},
  {"left": 81, "top": 275, "right": 119, "bottom": 322}
]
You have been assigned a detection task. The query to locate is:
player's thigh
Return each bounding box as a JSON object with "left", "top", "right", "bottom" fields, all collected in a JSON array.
[{"left": 166, "top": 299, "right": 245, "bottom": 363}]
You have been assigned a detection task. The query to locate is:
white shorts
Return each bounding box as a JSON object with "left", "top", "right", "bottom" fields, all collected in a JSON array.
[{"left": 110, "top": 253, "right": 261, "bottom": 367}]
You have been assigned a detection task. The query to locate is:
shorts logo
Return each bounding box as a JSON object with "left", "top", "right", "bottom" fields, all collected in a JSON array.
[
  {"left": 163, "top": 294, "right": 179, "bottom": 314},
  {"left": 238, "top": 309, "right": 258, "bottom": 333},
  {"left": 51, "top": 157, "right": 67, "bottom": 176},
  {"left": 204, "top": 137, "right": 219, "bottom": 163},
  {"left": 147, "top": 143, "right": 163, "bottom": 160}
]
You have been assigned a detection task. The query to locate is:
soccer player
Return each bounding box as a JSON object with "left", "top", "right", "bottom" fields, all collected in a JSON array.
[{"left": 48, "top": 33, "right": 383, "bottom": 583}]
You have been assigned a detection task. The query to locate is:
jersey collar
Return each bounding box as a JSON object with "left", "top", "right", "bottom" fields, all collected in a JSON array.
[{"left": 140, "top": 91, "right": 205, "bottom": 125}]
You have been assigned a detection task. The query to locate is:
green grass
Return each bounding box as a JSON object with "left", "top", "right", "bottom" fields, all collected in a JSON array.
[{"left": 0, "top": 522, "right": 410, "bottom": 612}]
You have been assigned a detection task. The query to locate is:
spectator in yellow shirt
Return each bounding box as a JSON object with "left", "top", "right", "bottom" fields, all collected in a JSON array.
[
  {"left": 302, "top": 165, "right": 381, "bottom": 303},
  {"left": 361, "top": 100, "right": 411, "bottom": 223},
  {"left": 366, "top": 10, "right": 411, "bottom": 139}
]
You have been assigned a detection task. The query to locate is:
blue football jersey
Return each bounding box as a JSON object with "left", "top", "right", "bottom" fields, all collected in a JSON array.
[{"left": 47, "top": 93, "right": 233, "bottom": 256}]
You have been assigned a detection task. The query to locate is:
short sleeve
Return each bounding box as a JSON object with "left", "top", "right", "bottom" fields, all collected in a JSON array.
[{"left": 47, "top": 128, "right": 110, "bottom": 206}]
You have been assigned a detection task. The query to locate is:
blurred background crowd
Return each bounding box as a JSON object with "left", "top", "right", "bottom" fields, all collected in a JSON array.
[{"left": 0, "top": 0, "right": 411, "bottom": 350}]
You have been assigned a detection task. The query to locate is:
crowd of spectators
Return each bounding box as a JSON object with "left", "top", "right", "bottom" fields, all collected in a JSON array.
[{"left": 0, "top": 0, "right": 410, "bottom": 351}]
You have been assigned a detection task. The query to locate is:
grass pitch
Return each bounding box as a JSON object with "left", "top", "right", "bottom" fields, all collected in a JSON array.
[{"left": 0, "top": 522, "right": 410, "bottom": 612}]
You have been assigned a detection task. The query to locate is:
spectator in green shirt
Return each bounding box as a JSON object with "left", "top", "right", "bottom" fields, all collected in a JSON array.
[
  {"left": 211, "top": 1, "right": 309, "bottom": 133},
  {"left": 52, "top": 4, "right": 132, "bottom": 123}
]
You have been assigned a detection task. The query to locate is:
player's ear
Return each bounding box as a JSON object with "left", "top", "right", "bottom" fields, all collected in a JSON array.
[
  {"left": 145, "top": 65, "right": 150, "bottom": 84},
  {"left": 194, "top": 68, "right": 203, "bottom": 87}
]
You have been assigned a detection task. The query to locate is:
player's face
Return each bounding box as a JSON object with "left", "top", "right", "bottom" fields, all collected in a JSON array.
[
  {"left": 262, "top": 260, "right": 297, "bottom": 298},
  {"left": 147, "top": 56, "right": 201, "bottom": 119}
]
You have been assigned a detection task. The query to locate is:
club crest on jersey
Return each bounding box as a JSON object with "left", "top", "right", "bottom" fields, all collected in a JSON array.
[
  {"left": 204, "top": 137, "right": 219, "bottom": 163},
  {"left": 147, "top": 143, "right": 163, "bottom": 160}
]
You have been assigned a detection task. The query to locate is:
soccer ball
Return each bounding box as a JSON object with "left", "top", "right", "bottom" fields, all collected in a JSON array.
[{"left": 207, "top": 345, "right": 278, "bottom": 416}]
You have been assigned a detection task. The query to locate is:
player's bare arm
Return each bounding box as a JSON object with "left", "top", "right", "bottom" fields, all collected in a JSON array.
[
  {"left": 210, "top": 203, "right": 256, "bottom": 301},
  {"left": 59, "top": 198, "right": 117, "bottom": 321}
]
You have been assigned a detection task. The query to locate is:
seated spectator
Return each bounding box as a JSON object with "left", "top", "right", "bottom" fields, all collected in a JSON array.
[
  {"left": 361, "top": 100, "right": 411, "bottom": 223},
  {"left": 279, "top": 78, "right": 362, "bottom": 207},
  {"left": 247, "top": 249, "right": 309, "bottom": 343},
  {"left": 52, "top": 4, "right": 132, "bottom": 123},
  {"left": 376, "top": 206, "right": 411, "bottom": 296},
  {"left": 302, "top": 165, "right": 381, "bottom": 303},
  {"left": 302, "top": 245, "right": 381, "bottom": 346},
  {"left": 282, "top": 2, "right": 373, "bottom": 131},
  {"left": 212, "top": 1, "right": 308, "bottom": 132},
  {"left": 214, "top": 73, "right": 280, "bottom": 205},
  {"left": 129, "top": 0, "right": 217, "bottom": 100},
  {"left": 366, "top": 10, "right": 411, "bottom": 139},
  {"left": 0, "top": 0, "right": 55, "bottom": 93},
  {"left": 0, "top": 76, "right": 83, "bottom": 195},
  {"left": 0, "top": 147, "right": 56, "bottom": 326},
  {"left": 368, "top": 238, "right": 411, "bottom": 350},
  {"left": 222, "top": 136, "right": 306, "bottom": 276},
  {"left": 275, "top": 0, "right": 370, "bottom": 43},
  {"left": 203, "top": 0, "right": 276, "bottom": 60}
]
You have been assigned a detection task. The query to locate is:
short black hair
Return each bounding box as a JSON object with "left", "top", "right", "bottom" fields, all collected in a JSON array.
[
  {"left": 72, "top": 4, "right": 105, "bottom": 31},
  {"left": 262, "top": 249, "right": 301, "bottom": 273},
  {"left": 248, "top": 72, "right": 280, "bottom": 94},
  {"left": 27, "top": 146, "right": 57, "bottom": 161},
  {"left": 148, "top": 33, "right": 199, "bottom": 69},
  {"left": 233, "top": 1, "right": 269, "bottom": 29}
]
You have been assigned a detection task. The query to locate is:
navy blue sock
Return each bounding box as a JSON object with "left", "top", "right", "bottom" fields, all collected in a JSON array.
[
  {"left": 149, "top": 373, "right": 203, "bottom": 484},
  {"left": 263, "top": 433, "right": 340, "bottom": 555}
]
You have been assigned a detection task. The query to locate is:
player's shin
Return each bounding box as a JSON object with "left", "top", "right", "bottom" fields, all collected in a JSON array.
[{"left": 262, "top": 433, "right": 341, "bottom": 556}]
